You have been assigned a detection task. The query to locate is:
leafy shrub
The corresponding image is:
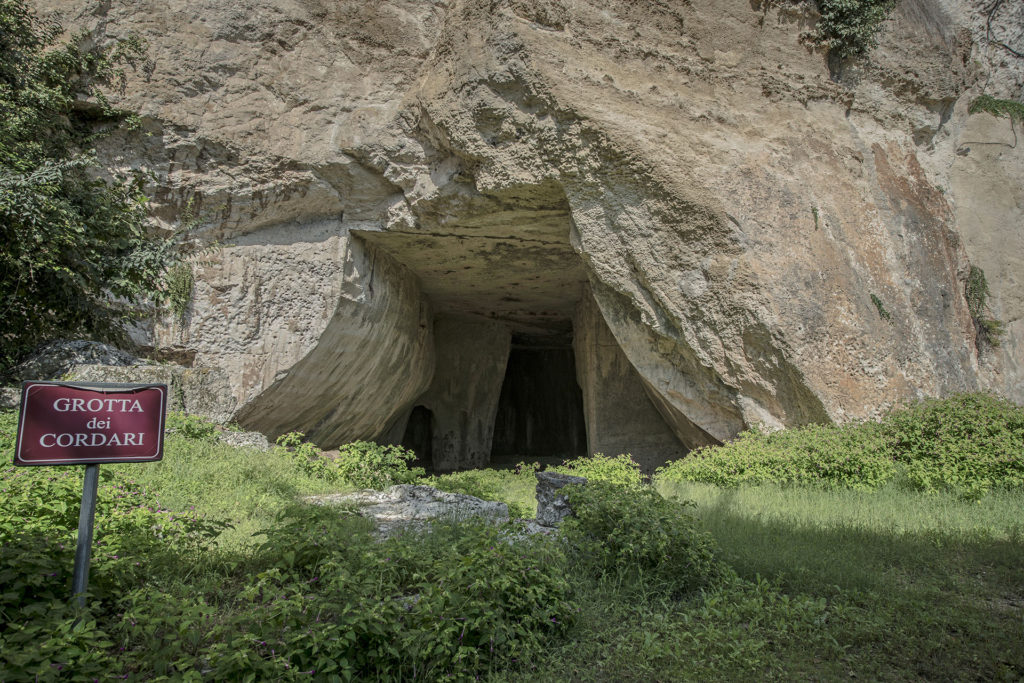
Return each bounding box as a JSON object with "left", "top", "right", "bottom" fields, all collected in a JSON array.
[
  {"left": 0, "top": 0, "right": 177, "bottom": 373},
  {"left": 655, "top": 394, "right": 1024, "bottom": 496},
  {"left": 562, "top": 482, "right": 725, "bottom": 594},
  {"left": 275, "top": 430, "right": 305, "bottom": 449},
  {"left": 884, "top": 393, "right": 1024, "bottom": 496},
  {"left": 333, "top": 441, "right": 424, "bottom": 489},
  {"left": 275, "top": 432, "right": 339, "bottom": 482},
  {"left": 275, "top": 433, "right": 424, "bottom": 489},
  {"left": 0, "top": 462, "right": 228, "bottom": 680},
  {"left": 815, "top": 0, "right": 898, "bottom": 61},
  {"left": 552, "top": 453, "right": 644, "bottom": 488},
  {"left": 656, "top": 422, "right": 896, "bottom": 491},
  {"left": 165, "top": 411, "right": 218, "bottom": 441},
  {"left": 193, "top": 510, "right": 574, "bottom": 680}
]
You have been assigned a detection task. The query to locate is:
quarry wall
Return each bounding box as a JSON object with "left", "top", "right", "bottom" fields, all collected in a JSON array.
[{"left": 34, "top": 0, "right": 1024, "bottom": 468}]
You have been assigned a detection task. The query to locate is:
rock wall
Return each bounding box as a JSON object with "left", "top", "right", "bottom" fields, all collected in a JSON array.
[
  {"left": 232, "top": 238, "right": 435, "bottom": 445},
  {"left": 573, "top": 291, "right": 691, "bottom": 471},
  {"left": 33, "top": 0, "right": 1024, "bottom": 463},
  {"left": 948, "top": 112, "right": 1024, "bottom": 404},
  {"left": 410, "top": 315, "right": 510, "bottom": 471}
]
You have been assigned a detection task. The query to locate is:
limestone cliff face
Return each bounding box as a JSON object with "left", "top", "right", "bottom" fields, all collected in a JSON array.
[{"left": 35, "top": 0, "right": 1023, "bottom": 467}]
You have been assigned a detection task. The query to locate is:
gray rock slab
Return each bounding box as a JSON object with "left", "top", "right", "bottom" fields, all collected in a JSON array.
[
  {"left": 217, "top": 430, "right": 272, "bottom": 451},
  {"left": 307, "top": 484, "right": 509, "bottom": 537},
  {"left": 9, "top": 340, "right": 139, "bottom": 382},
  {"left": 0, "top": 387, "right": 20, "bottom": 411},
  {"left": 67, "top": 363, "right": 237, "bottom": 424},
  {"left": 535, "top": 471, "right": 587, "bottom": 527}
]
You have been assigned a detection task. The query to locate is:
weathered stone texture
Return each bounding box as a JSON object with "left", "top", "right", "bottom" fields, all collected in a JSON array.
[
  {"left": 67, "top": 365, "right": 237, "bottom": 424},
  {"left": 535, "top": 471, "right": 586, "bottom": 528},
  {"left": 574, "top": 291, "right": 691, "bottom": 472},
  {"left": 413, "top": 315, "right": 511, "bottom": 471},
  {"left": 6, "top": 340, "right": 238, "bottom": 423},
  {"left": 232, "top": 239, "right": 435, "bottom": 445},
  {"left": 308, "top": 485, "right": 509, "bottom": 537},
  {"left": 30, "top": 0, "right": 1024, "bottom": 462}
]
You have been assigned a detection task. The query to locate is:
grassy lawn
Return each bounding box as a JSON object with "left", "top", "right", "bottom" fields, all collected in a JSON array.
[
  {"left": 3, "top": 395, "right": 1024, "bottom": 681},
  {"left": 659, "top": 481, "right": 1024, "bottom": 679},
  {"left": 107, "top": 433, "right": 349, "bottom": 548},
  {"left": 478, "top": 480, "right": 1024, "bottom": 680}
]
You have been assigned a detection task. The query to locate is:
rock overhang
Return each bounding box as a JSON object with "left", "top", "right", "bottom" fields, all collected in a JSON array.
[
  {"left": 353, "top": 205, "right": 586, "bottom": 341},
  {"left": 30, "top": 0, "right": 1022, "bottom": 465}
]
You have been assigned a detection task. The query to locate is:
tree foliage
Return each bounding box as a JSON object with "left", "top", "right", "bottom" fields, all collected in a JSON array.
[
  {"left": 816, "top": 0, "right": 898, "bottom": 61},
  {"left": 0, "top": 0, "right": 172, "bottom": 374}
]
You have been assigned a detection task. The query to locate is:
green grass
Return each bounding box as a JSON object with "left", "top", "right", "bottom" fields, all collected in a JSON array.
[
  {"left": 659, "top": 479, "right": 1024, "bottom": 542},
  {"left": 4, "top": 406, "right": 1024, "bottom": 680},
  {"left": 107, "top": 434, "right": 350, "bottom": 548},
  {"left": 656, "top": 393, "right": 1024, "bottom": 496},
  {"left": 424, "top": 465, "right": 1024, "bottom": 679},
  {"left": 422, "top": 465, "right": 541, "bottom": 518},
  {"left": 655, "top": 480, "right": 1024, "bottom": 679}
]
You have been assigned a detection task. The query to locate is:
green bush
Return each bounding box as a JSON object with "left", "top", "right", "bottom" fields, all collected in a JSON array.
[
  {"left": 275, "top": 433, "right": 424, "bottom": 489},
  {"left": 885, "top": 393, "right": 1024, "bottom": 496},
  {"left": 0, "top": 464, "right": 228, "bottom": 680},
  {"left": 562, "top": 482, "right": 725, "bottom": 594},
  {"left": 118, "top": 511, "right": 575, "bottom": 681},
  {"left": 815, "top": 0, "right": 898, "bottom": 61},
  {"left": 0, "top": 0, "right": 177, "bottom": 373},
  {"left": 655, "top": 393, "right": 1024, "bottom": 496},
  {"left": 656, "top": 422, "right": 896, "bottom": 490},
  {"left": 551, "top": 453, "right": 644, "bottom": 488},
  {"left": 334, "top": 441, "right": 424, "bottom": 489}
]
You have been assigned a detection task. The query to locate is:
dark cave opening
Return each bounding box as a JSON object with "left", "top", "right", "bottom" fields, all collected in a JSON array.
[
  {"left": 490, "top": 339, "right": 587, "bottom": 462},
  {"left": 400, "top": 405, "right": 434, "bottom": 469}
]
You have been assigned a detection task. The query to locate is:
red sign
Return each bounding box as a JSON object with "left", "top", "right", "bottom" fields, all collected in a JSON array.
[{"left": 14, "top": 382, "right": 167, "bottom": 466}]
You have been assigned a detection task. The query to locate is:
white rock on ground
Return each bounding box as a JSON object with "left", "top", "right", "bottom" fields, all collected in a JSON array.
[{"left": 307, "top": 485, "right": 510, "bottom": 537}]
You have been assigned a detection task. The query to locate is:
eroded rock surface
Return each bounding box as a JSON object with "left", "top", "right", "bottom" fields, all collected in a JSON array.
[
  {"left": 6, "top": 340, "right": 237, "bottom": 422},
  {"left": 308, "top": 485, "right": 509, "bottom": 537},
  {"left": 535, "top": 471, "right": 587, "bottom": 528},
  {"left": 9, "top": 341, "right": 139, "bottom": 382},
  {"left": 32, "top": 0, "right": 1024, "bottom": 465}
]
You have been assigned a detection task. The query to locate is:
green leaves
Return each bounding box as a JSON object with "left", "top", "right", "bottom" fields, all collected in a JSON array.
[
  {"left": 552, "top": 453, "right": 645, "bottom": 488},
  {"left": 0, "top": 0, "right": 170, "bottom": 372},
  {"left": 562, "top": 482, "right": 726, "bottom": 595},
  {"left": 656, "top": 393, "right": 1024, "bottom": 496},
  {"left": 968, "top": 94, "right": 1024, "bottom": 123},
  {"left": 815, "top": 0, "right": 898, "bottom": 61},
  {"left": 274, "top": 433, "right": 424, "bottom": 489},
  {"left": 965, "top": 265, "right": 1005, "bottom": 349}
]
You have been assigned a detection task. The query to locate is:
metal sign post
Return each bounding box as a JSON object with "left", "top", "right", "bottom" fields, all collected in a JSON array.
[
  {"left": 72, "top": 464, "right": 100, "bottom": 607},
  {"left": 14, "top": 381, "right": 168, "bottom": 608}
]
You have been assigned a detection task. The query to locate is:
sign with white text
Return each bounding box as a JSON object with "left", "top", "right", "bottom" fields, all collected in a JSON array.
[{"left": 14, "top": 381, "right": 167, "bottom": 466}]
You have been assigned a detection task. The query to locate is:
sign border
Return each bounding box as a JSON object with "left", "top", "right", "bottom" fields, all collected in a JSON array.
[{"left": 14, "top": 380, "right": 168, "bottom": 466}]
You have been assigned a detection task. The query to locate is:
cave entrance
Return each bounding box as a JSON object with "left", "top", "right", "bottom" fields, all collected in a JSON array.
[
  {"left": 354, "top": 190, "right": 688, "bottom": 473},
  {"left": 490, "top": 338, "right": 587, "bottom": 467},
  {"left": 400, "top": 405, "right": 434, "bottom": 469}
]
